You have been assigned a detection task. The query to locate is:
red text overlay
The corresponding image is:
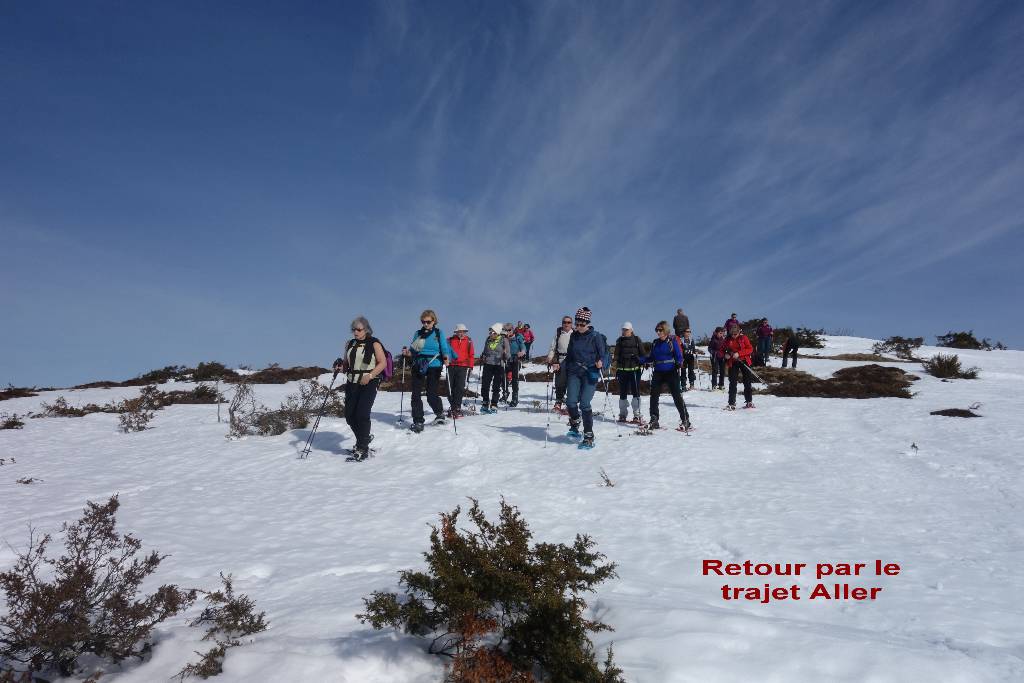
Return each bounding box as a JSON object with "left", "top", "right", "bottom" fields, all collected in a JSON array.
[{"left": 702, "top": 559, "right": 901, "bottom": 604}]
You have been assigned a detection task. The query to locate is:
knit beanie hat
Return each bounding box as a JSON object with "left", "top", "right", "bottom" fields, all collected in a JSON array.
[{"left": 574, "top": 306, "right": 591, "bottom": 324}]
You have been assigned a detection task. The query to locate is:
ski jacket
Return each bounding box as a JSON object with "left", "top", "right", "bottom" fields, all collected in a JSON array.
[
  {"left": 614, "top": 335, "right": 644, "bottom": 370},
  {"left": 707, "top": 336, "right": 726, "bottom": 359},
  {"left": 507, "top": 332, "right": 526, "bottom": 359},
  {"left": 479, "top": 334, "right": 510, "bottom": 366},
  {"left": 409, "top": 327, "right": 457, "bottom": 369},
  {"left": 522, "top": 328, "right": 535, "bottom": 344},
  {"left": 448, "top": 335, "right": 475, "bottom": 369},
  {"left": 672, "top": 313, "right": 690, "bottom": 336},
  {"left": 783, "top": 336, "right": 801, "bottom": 352},
  {"left": 723, "top": 334, "right": 754, "bottom": 368},
  {"left": 757, "top": 323, "right": 774, "bottom": 339},
  {"left": 562, "top": 329, "right": 607, "bottom": 377},
  {"left": 641, "top": 336, "right": 683, "bottom": 370},
  {"left": 547, "top": 327, "right": 573, "bottom": 362},
  {"left": 680, "top": 337, "right": 697, "bottom": 359},
  {"left": 724, "top": 317, "right": 741, "bottom": 331}
]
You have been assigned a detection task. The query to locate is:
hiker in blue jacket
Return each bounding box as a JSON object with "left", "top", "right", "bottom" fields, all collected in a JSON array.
[
  {"left": 640, "top": 321, "right": 692, "bottom": 430},
  {"left": 550, "top": 307, "right": 606, "bottom": 449},
  {"left": 402, "top": 309, "right": 457, "bottom": 433}
]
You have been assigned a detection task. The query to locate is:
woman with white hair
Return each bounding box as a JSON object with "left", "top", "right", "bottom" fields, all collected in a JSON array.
[
  {"left": 333, "top": 316, "right": 387, "bottom": 460},
  {"left": 478, "top": 323, "right": 510, "bottom": 414}
]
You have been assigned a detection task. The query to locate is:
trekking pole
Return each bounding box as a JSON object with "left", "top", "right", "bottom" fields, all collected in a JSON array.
[
  {"left": 445, "top": 367, "right": 458, "bottom": 436},
  {"left": 742, "top": 361, "right": 766, "bottom": 385},
  {"left": 600, "top": 367, "right": 611, "bottom": 422},
  {"left": 300, "top": 371, "right": 339, "bottom": 459},
  {"left": 544, "top": 367, "right": 553, "bottom": 448},
  {"left": 397, "top": 348, "right": 408, "bottom": 425}
]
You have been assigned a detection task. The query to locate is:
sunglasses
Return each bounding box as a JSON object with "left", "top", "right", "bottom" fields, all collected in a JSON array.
[
  {"left": 562, "top": 320, "right": 572, "bottom": 324},
  {"left": 575, "top": 322, "right": 588, "bottom": 327},
  {"left": 421, "top": 320, "right": 434, "bottom": 325},
  {"left": 352, "top": 327, "right": 366, "bottom": 332}
]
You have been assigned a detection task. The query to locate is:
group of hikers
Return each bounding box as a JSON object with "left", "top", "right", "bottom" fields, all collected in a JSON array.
[{"left": 331, "top": 308, "right": 801, "bottom": 459}]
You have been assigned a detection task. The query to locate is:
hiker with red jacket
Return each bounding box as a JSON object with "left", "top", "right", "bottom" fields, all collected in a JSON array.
[
  {"left": 723, "top": 324, "right": 755, "bottom": 410},
  {"left": 447, "top": 324, "right": 475, "bottom": 418},
  {"left": 756, "top": 318, "right": 773, "bottom": 366},
  {"left": 707, "top": 327, "right": 727, "bottom": 391},
  {"left": 522, "top": 324, "right": 535, "bottom": 359}
]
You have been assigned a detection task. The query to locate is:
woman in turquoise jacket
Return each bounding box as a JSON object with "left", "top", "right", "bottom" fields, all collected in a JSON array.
[{"left": 402, "top": 309, "right": 457, "bottom": 433}]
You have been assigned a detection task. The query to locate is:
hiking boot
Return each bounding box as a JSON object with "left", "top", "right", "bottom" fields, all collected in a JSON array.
[
  {"left": 724, "top": 404, "right": 736, "bottom": 411},
  {"left": 410, "top": 422, "right": 425, "bottom": 433},
  {"left": 349, "top": 446, "right": 369, "bottom": 461},
  {"left": 567, "top": 419, "right": 582, "bottom": 438},
  {"left": 580, "top": 432, "right": 595, "bottom": 448},
  {"left": 431, "top": 416, "right": 446, "bottom": 426},
  {"left": 509, "top": 399, "right": 518, "bottom": 407},
  {"left": 630, "top": 416, "right": 644, "bottom": 424},
  {"left": 649, "top": 418, "right": 660, "bottom": 430},
  {"left": 617, "top": 414, "right": 628, "bottom": 423},
  {"left": 743, "top": 402, "right": 755, "bottom": 409}
]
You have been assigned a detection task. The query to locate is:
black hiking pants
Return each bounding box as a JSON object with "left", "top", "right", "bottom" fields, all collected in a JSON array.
[
  {"left": 781, "top": 348, "right": 798, "bottom": 368},
  {"left": 448, "top": 366, "right": 470, "bottom": 411},
  {"left": 650, "top": 369, "right": 689, "bottom": 422},
  {"left": 552, "top": 359, "right": 568, "bottom": 403},
  {"left": 411, "top": 365, "right": 443, "bottom": 423},
  {"left": 728, "top": 363, "right": 754, "bottom": 405},
  {"left": 345, "top": 379, "right": 379, "bottom": 450},
  {"left": 504, "top": 359, "right": 520, "bottom": 401},
  {"left": 710, "top": 356, "right": 726, "bottom": 388},
  {"left": 682, "top": 355, "right": 696, "bottom": 387},
  {"left": 617, "top": 369, "right": 641, "bottom": 399},
  {"left": 480, "top": 364, "right": 502, "bottom": 407}
]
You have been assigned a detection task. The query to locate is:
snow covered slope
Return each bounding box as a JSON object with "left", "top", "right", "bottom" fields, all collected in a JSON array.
[{"left": 2, "top": 337, "right": 1022, "bottom": 682}]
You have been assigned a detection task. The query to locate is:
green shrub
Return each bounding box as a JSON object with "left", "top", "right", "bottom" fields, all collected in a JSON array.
[
  {"left": 0, "top": 496, "right": 195, "bottom": 677},
  {"left": 922, "top": 354, "right": 978, "bottom": 379},
  {"left": 37, "top": 396, "right": 90, "bottom": 418},
  {"left": 193, "top": 362, "right": 238, "bottom": 382},
  {"left": 358, "top": 499, "right": 624, "bottom": 683},
  {"left": 936, "top": 330, "right": 1002, "bottom": 350},
  {"left": 872, "top": 336, "right": 924, "bottom": 360}
]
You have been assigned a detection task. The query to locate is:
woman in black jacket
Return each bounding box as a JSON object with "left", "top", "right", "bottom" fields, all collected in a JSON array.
[{"left": 614, "top": 322, "right": 644, "bottom": 423}]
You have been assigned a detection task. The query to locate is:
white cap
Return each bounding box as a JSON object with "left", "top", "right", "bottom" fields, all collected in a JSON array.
[
  {"left": 490, "top": 323, "right": 503, "bottom": 335},
  {"left": 455, "top": 323, "right": 468, "bottom": 332},
  {"left": 622, "top": 322, "right": 633, "bottom": 330}
]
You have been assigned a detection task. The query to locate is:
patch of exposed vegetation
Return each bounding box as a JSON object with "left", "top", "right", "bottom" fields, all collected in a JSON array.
[
  {"left": 763, "top": 364, "right": 918, "bottom": 399},
  {"left": 930, "top": 408, "right": 981, "bottom": 418},
  {"left": 922, "top": 354, "right": 979, "bottom": 379}
]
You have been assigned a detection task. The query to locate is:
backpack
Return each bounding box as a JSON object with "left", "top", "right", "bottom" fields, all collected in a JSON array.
[{"left": 347, "top": 337, "right": 394, "bottom": 381}]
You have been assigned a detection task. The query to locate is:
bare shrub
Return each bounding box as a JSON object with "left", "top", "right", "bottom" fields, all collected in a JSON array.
[
  {"left": 227, "top": 381, "right": 260, "bottom": 438},
  {"left": 176, "top": 573, "right": 267, "bottom": 680},
  {"left": 37, "top": 396, "right": 90, "bottom": 418},
  {"left": 117, "top": 398, "right": 155, "bottom": 433},
  {"left": 922, "top": 354, "right": 979, "bottom": 379},
  {"left": 0, "top": 496, "right": 196, "bottom": 677},
  {"left": 1, "top": 413, "right": 25, "bottom": 430}
]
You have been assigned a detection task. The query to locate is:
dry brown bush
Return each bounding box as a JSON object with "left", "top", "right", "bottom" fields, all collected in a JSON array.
[
  {"left": 930, "top": 408, "right": 980, "bottom": 418},
  {"left": 763, "top": 364, "right": 917, "bottom": 399}
]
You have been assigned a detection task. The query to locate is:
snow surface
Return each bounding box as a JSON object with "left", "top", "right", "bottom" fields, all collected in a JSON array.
[{"left": 1, "top": 336, "right": 1023, "bottom": 682}]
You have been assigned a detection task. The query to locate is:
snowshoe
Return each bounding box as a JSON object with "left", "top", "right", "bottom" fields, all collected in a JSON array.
[
  {"left": 617, "top": 415, "right": 628, "bottom": 423},
  {"left": 724, "top": 405, "right": 736, "bottom": 411},
  {"left": 346, "top": 446, "right": 371, "bottom": 462},
  {"left": 431, "top": 416, "right": 447, "bottom": 426},
  {"left": 634, "top": 423, "right": 654, "bottom": 436},
  {"left": 410, "top": 422, "right": 425, "bottom": 433},
  {"left": 566, "top": 420, "right": 582, "bottom": 439},
  {"left": 743, "top": 402, "right": 756, "bottom": 410},
  {"left": 677, "top": 420, "right": 694, "bottom": 433},
  {"left": 629, "top": 416, "right": 644, "bottom": 424},
  {"left": 578, "top": 432, "right": 595, "bottom": 450}
]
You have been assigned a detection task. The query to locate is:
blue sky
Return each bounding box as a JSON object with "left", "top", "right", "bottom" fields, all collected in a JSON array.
[{"left": 3, "top": 0, "right": 1023, "bottom": 387}]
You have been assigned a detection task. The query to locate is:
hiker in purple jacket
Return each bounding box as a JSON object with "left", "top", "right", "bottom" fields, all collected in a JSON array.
[{"left": 707, "top": 327, "right": 727, "bottom": 390}]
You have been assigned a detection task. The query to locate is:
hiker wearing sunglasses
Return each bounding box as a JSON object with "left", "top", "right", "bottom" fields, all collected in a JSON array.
[{"left": 402, "top": 309, "right": 457, "bottom": 433}]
